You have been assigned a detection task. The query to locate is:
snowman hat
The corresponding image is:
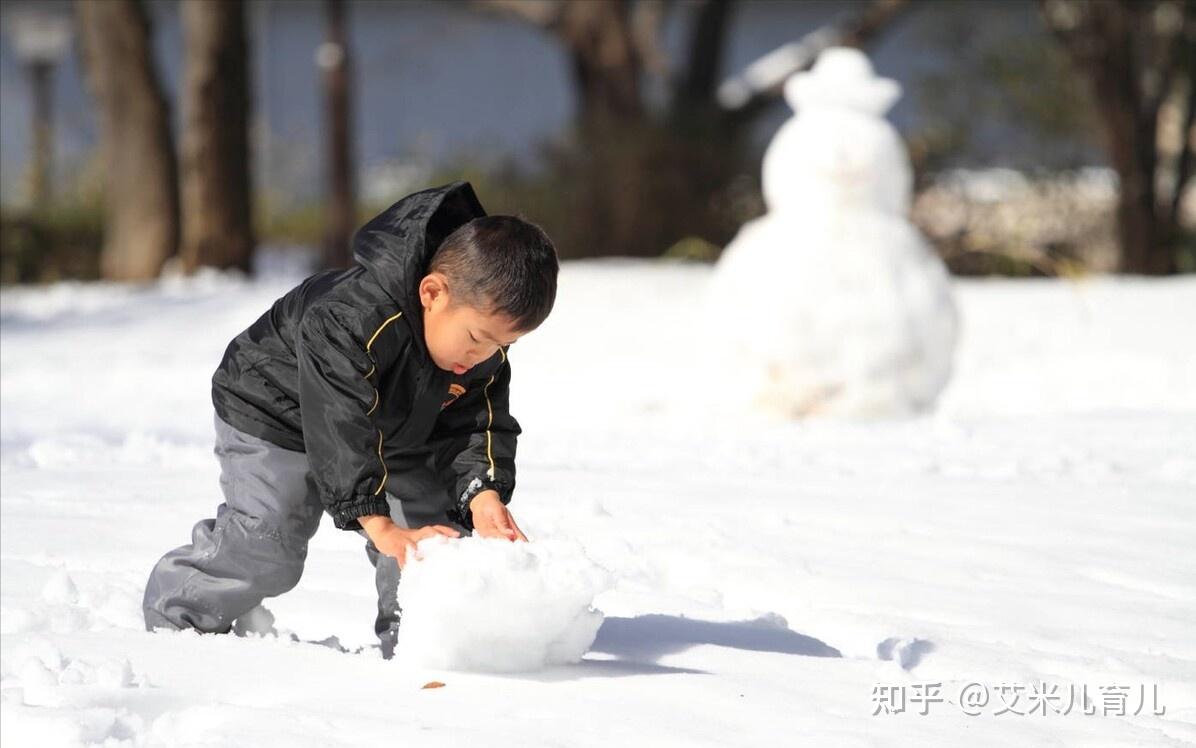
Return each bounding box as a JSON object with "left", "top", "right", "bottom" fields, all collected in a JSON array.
[{"left": 784, "top": 47, "right": 901, "bottom": 115}]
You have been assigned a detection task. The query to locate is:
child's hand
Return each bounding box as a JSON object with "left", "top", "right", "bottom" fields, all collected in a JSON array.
[
  {"left": 364, "top": 518, "right": 459, "bottom": 569},
  {"left": 469, "top": 490, "right": 528, "bottom": 542}
]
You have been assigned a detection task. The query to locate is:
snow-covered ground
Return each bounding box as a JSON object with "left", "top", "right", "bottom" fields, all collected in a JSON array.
[{"left": 1, "top": 260, "right": 1193, "bottom": 746}]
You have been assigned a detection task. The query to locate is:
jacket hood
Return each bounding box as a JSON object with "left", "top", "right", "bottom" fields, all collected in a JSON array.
[{"left": 352, "top": 181, "right": 487, "bottom": 356}]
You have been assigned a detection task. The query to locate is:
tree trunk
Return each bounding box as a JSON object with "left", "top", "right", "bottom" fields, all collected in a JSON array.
[
  {"left": 28, "top": 60, "right": 54, "bottom": 209},
  {"left": 1042, "top": 0, "right": 1186, "bottom": 274},
  {"left": 321, "top": 0, "right": 355, "bottom": 270},
  {"left": 179, "top": 0, "right": 254, "bottom": 274},
  {"left": 558, "top": 0, "right": 643, "bottom": 130},
  {"left": 76, "top": 0, "right": 178, "bottom": 281},
  {"left": 673, "top": 0, "right": 734, "bottom": 120},
  {"left": 1085, "top": 3, "right": 1167, "bottom": 274}
]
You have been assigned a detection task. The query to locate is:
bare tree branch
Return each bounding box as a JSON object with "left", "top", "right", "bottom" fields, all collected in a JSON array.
[
  {"left": 475, "top": 0, "right": 563, "bottom": 29},
  {"left": 716, "top": 0, "right": 910, "bottom": 117}
]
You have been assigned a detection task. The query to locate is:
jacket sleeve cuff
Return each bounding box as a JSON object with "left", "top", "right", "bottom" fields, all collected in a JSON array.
[
  {"left": 330, "top": 496, "right": 392, "bottom": 531},
  {"left": 450, "top": 476, "right": 513, "bottom": 531}
]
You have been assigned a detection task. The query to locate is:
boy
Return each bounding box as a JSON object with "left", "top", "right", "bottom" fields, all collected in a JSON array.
[{"left": 142, "top": 182, "right": 558, "bottom": 658}]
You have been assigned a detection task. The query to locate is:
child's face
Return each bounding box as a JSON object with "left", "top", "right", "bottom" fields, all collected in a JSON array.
[{"left": 418, "top": 273, "right": 524, "bottom": 375}]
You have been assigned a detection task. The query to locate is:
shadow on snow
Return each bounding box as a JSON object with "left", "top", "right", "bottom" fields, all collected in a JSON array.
[
  {"left": 592, "top": 614, "right": 842, "bottom": 662},
  {"left": 523, "top": 613, "right": 842, "bottom": 681}
]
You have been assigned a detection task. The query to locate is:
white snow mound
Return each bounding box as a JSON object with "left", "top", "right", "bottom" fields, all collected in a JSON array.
[{"left": 394, "top": 536, "right": 614, "bottom": 672}]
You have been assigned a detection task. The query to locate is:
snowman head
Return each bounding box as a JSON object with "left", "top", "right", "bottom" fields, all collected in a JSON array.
[
  {"left": 761, "top": 47, "right": 911, "bottom": 214},
  {"left": 784, "top": 47, "right": 901, "bottom": 116}
]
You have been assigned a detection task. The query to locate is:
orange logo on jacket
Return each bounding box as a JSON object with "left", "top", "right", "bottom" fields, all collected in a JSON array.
[{"left": 442, "top": 383, "right": 466, "bottom": 409}]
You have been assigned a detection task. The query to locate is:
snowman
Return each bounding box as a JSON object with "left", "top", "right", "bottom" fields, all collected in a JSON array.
[{"left": 709, "top": 47, "right": 958, "bottom": 417}]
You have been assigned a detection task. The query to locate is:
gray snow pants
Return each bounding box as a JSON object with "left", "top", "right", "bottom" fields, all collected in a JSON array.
[{"left": 142, "top": 413, "right": 468, "bottom": 657}]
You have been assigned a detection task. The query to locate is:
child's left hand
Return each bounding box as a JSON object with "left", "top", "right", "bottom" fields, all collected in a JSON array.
[{"left": 469, "top": 490, "right": 528, "bottom": 542}]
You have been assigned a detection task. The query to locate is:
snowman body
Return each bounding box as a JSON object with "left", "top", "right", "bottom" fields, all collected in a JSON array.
[{"left": 710, "top": 48, "right": 957, "bottom": 417}]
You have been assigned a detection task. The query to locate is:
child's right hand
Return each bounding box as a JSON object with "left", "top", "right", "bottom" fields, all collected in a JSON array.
[{"left": 361, "top": 516, "right": 459, "bottom": 568}]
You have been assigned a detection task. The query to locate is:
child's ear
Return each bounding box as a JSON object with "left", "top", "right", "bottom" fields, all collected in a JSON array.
[{"left": 418, "top": 273, "right": 448, "bottom": 311}]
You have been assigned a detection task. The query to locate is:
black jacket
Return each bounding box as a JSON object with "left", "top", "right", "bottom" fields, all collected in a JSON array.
[{"left": 211, "top": 182, "right": 519, "bottom": 531}]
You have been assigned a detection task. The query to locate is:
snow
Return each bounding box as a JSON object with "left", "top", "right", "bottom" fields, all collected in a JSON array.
[{"left": 2, "top": 260, "right": 1195, "bottom": 746}]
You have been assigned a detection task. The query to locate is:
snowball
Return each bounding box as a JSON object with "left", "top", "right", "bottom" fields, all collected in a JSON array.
[{"left": 395, "top": 536, "right": 614, "bottom": 672}]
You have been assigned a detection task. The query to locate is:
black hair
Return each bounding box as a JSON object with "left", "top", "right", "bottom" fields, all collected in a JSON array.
[{"left": 429, "top": 215, "right": 559, "bottom": 332}]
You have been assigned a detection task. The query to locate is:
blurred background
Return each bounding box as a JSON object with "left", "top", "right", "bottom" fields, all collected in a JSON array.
[{"left": 0, "top": 0, "right": 1192, "bottom": 284}]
